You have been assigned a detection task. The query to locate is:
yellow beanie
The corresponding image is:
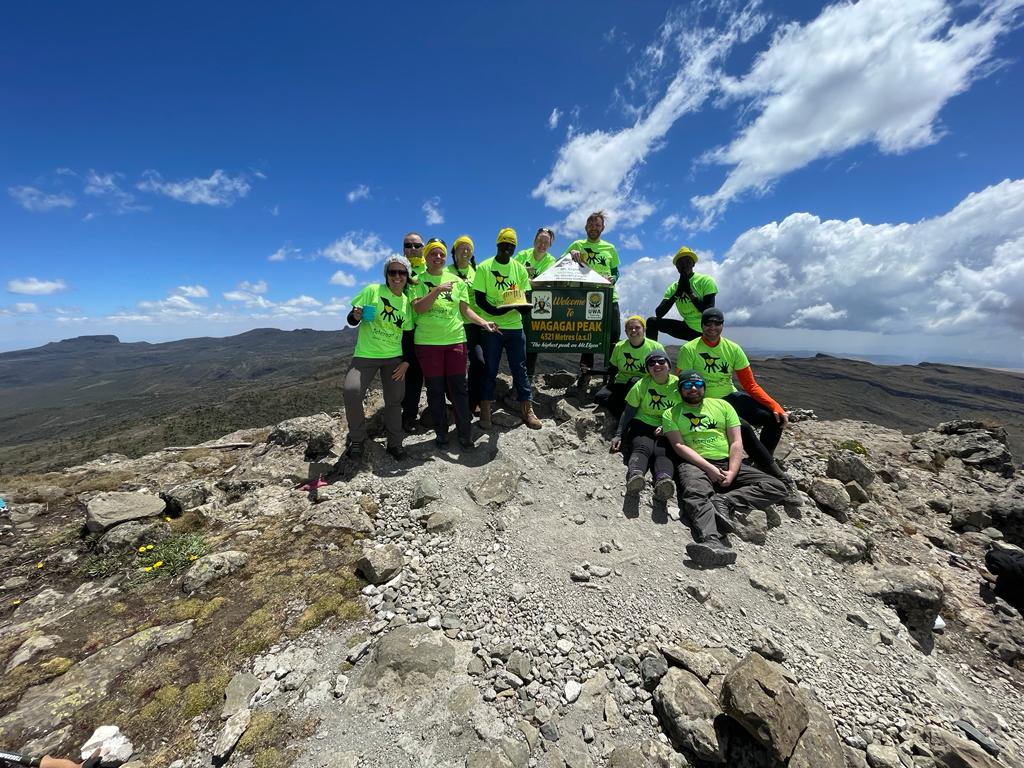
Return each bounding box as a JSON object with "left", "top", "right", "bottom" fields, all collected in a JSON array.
[
  {"left": 497, "top": 227, "right": 518, "bottom": 246},
  {"left": 424, "top": 238, "right": 447, "bottom": 258},
  {"left": 625, "top": 315, "right": 646, "bottom": 328},
  {"left": 453, "top": 235, "right": 475, "bottom": 252},
  {"left": 673, "top": 246, "right": 698, "bottom": 265}
]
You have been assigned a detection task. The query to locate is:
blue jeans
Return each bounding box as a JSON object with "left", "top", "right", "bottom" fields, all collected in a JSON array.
[{"left": 482, "top": 328, "right": 532, "bottom": 402}]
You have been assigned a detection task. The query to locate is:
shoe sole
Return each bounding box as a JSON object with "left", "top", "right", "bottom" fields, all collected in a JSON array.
[
  {"left": 625, "top": 475, "right": 645, "bottom": 495},
  {"left": 654, "top": 479, "right": 675, "bottom": 501},
  {"left": 686, "top": 543, "right": 737, "bottom": 567}
]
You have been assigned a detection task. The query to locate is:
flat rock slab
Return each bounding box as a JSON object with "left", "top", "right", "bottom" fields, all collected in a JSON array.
[
  {"left": 858, "top": 565, "right": 943, "bottom": 652},
  {"left": 361, "top": 624, "right": 457, "bottom": 683},
  {"left": 213, "top": 708, "right": 251, "bottom": 762},
  {"left": 182, "top": 551, "right": 249, "bottom": 593},
  {"left": 222, "top": 672, "right": 259, "bottom": 719},
  {"left": 468, "top": 460, "right": 521, "bottom": 506},
  {"left": 86, "top": 492, "right": 167, "bottom": 533}
]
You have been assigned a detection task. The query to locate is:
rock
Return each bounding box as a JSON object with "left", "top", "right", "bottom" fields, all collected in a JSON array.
[
  {"left": 953, "top": 720, "right": 1001, "bottom": 757},
  {"left": 8, "top": 502, "right": 44, "bottom": 524},
  {"left": 159, "top": 480, "right": 210, "bottom": 515},
  {"left": 919, "top": 725, "right": 1002, "bottom": 768},
  {"left": 652, "top": 667, "right": 726, "bottom": 763},
  {"left": 845, "top": 481, "right": 870, "bottom": 505},
  {"left": 749, "top": 574, "right": 788, "bottom": 603},
  {"left": 466, "top": 750, "right": 514, "bottom": 768},
  {"left": 564, "top": 680, "right": 582, "bottom": 703},
  {"left": 827, "top": 450, "right": 875, "bottom": 487},
  {"left": 213, "top": 708, "right": 251, "bottom": 762},
  {"left": 609, "top": 746, "right": 649, "bottom": 767},
  {"left": 2, "top": 576, "right": 29, "bottom": 591},
  {"left": 639, "top": 653, "right": 669, "bottom": 691},
  {"left": 467, "top": 460, "right": 521, "bottom": 506},
  {"left": 306, "top": 501, "right": 375, "bottom": 535},
  {"left": 268, "top": 415, "right": 335, "bottom": 459},
  {"left": 912, "top": 421, "right": 1014, "bottom": 476},
  {"left": 97, "top": 520, "right": 171, "bottom": 554},
  {"left": 865, "top": 743, "right": 901, "bottom": 768},
  {"left": 795, "top": 529, "right": 871, "bottom": 563},
  {"left": 356, "top": 544, "right": 404, "bottom": 584},
  {"left": 222, "top": 672, "right": 259, "bottom": 719},
  {"left": 505, "top": 650, "right": 532, "bottom": 680},
  {"left": 182, "top": 551, "right": 249, "bottom": 593},
  {"left": 559, "top": 735, "right": 592, "bottom": 768},
  {"left": 539, "top": 718, "right": 560, "bottom": 742},
  {"left": 808, "top": 478, "right": 851, "bottom": 522},
  {"left": 720, "top": 653, "right": 808, "bottom": 763},
  {"left": 85, "top": 492, "right": 167, "bottom": 533},
  {"left": 362, "top": 624, "right": 457, "bottom": 682},
  {"left": 685, "top": 585, "right": 712, "bottom": 603},
  {"left": 411, "top": 477, "right": 441, "bottom": 509},
  {"left": 660, "top": 645, "right": 724, "bottom": 684},
  {"left": 727, "top": 508, "right": 769, "bottom": 545},
  {"left": 0, "top": 621, "right": 194, "bottom": 739},
  {"left": 5, "top": 634, "right": 61, "bottom": 673},
  {"left": 80, "top": 725, "right": 133, "bottom": 765},
  {"left": 425, "top": 509, "right": 459, "bottom": 533},
  {"left": 570, "top": 569, "right": 590, "bottom": 583},
  {"left": 981, "top": 479, "right": 1024, "bottom": 547},
  {"left": 858, "top": 566, "right": 943, "bottom": 652},
  {"left": 789, "top": 690, "right": 845, "bottom": 768}
]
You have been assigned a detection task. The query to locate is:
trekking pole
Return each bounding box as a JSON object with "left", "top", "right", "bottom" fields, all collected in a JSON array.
[{"left": 0, "top": 750, "right": 101, "bottom": 768}]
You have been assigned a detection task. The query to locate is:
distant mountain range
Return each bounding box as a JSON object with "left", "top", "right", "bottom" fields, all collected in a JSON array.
[{"left": 1, "top": 329, "right": 1021, "bottom": 474}]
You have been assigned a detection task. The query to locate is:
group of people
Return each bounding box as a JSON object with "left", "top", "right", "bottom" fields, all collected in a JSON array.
[{"left": 343, "top": 212, "right": 793, "bottom": 567}]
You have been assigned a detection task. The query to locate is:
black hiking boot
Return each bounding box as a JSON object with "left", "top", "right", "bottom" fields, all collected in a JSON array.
[
  {"left": 686, "top": 536, "right": 737, "bottom": 567},
  {"left": 625, "top": 471, "right": 645, "bottom": 496},
  {"left": 386, "top": 444, "right": 408, "bottom": 461},
  {"left": 345, "top": 441, "right": 365, "bottom": 460},
  {"left": 653, "top": 473, "right": 675, "bottom": 502}
]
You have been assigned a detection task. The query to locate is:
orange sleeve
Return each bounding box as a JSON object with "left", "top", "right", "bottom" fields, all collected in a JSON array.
[{"left": 735, "top": 366, "right": 783, "bottom": 414}]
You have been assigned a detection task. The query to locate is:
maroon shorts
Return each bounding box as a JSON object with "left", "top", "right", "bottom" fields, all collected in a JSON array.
[{"left": 414, "top": 343, "right": 468, "bottom": 378}]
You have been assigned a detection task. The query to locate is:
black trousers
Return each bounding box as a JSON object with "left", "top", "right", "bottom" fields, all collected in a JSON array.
[
  {"left": 594, "top": 379, "right": 638, "bottom": 418},
  {"left": 624, "top": 420, "right": 674, "bottom": 479},
  {"left": 401, "top": 356, "right": 423, "bottom": 424},
  {"left": 581, "top": 301, "right": 621, "bottom": 368},
  {"left": 725, "top": 392, "right": 783, "bottom": 455},
  {"left": 645, "top": 316, "right": 700, "bottom": 343}
]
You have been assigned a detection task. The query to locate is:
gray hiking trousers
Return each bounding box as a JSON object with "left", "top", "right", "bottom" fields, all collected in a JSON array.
[
  {"left": 675, "top": 460, "right": 788, "bottom": 541},
  {"left": 343, "top": 356, "right": 405, "bottom": 447}
]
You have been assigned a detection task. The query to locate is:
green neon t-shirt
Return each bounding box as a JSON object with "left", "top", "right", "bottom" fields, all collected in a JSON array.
[
  {"left": 516, "top": 248, "right": 556, "bottom": 280},
  {"left": 625, "top": 374, "right": 681, "bottom": 427},
  {"left": 662, "top": 273, "right": 718, "bottom": 332},
  {"left": 676, "top": 336, "right": 749, "bottom": 398},
  {"left": 352, "top": 283, "right": 414, "bottom": 359},
  {"left": 411, "top": 271, "right": 469, "bottom": 346},
  {"left": 661, "top": 398, "right": 740, "bottom": 460},
  {"left": 609, "top": 338, "right": 666, "bottom": 385},
  {"left": 445, "top": 264, "right": 479, "bottom": 316},
  {"left": 563, "top": 239, "right": 620, "bottom": 301},
  {"left": 472, "top": 257, "right": 530, "bottom": 330}
]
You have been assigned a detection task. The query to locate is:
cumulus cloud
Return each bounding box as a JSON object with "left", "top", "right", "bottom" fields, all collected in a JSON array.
[
  {"left": 548, "top": 108, "right": 562, "bottom": 130},
  {"left": 422, "top": 197, "right": 444, "bottom": 226},
  {"left": 137, "top": 293, "right": 206, "bottom": 316},
  {"left": 690, "top": 0, "right": 1023, "bottom": 227},
  {"left": 223, "top": 280, "right": 270, "bottom": 306},
  {"left": 8, "top": 186, "right": 75, "bottom": 212},
  {"left": 14, "top": 302, "right": 39, "bottom": 314},
  {"left": 347, "top": 184, "right": 371, "bottom": 203},
  {"left": 620, "top": 233, "right": 644, "bottom": 250},
  {"left": 321, "top": 232, "right": 394, "bottom": 270},
  {"left": 329, "top": 270, "right": 357, "bottom": 287},
  {"left": 7, "top": 277, "right": 68, "bottom": 295},
  {"left": 618, "top": 178, "right": 1024, "bottom": 336},
  {"left": 137, "top": 169, "right": 253, "bottom": 206},
  {"left": 532, "top": 3, "right": 766, "bottom": 233}
]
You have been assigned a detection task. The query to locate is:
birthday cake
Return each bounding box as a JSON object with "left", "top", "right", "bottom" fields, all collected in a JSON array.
[{"left": 501, "top": 288, "right": 529, "bottom": 306}]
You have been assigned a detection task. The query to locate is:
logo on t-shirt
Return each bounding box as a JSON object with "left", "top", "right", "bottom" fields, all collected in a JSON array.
[
  {"left": 380, "top": 297, "right": 405, "bottom": 326},
  {"left": 584, "top": 247, "right": 609, "bottom": 269},
  {"left": 683, "top": 412, "right": 717, "bottom": 431},
  {"left": 698, "top": 352, "right": 729, "bottom": 374},
  {"left": 622, "top": 352, "right": 643, "bottom": 372},
  {"left": 648, "top": 390, "right": 671, "bottom": 410},
  {"left": 492, "top": 272, "right": 516, "bottom": 290}
]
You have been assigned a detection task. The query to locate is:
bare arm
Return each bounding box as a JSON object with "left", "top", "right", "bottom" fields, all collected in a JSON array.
[{"left": 459, "top": 302, "right": 497, "bottom": 331}]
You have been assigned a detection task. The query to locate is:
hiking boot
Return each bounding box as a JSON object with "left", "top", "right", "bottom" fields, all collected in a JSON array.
[
  {"left": 521, "top": 401, "right": 542, "bottom": 430},
  {"left": 402, "top": 417, "right": 417, "bottom": 433},
  {"left": 434, "top": 434, "right": 449, "bottom": 449},
  {"left": 345, "top": 441, "right": 365, "bottom": 460},
  {"left": 458, "top": 434, "right": 474, "bottom": 449},
  {"left": 686, "top": 536, "right": 737, "bottom": 567},
  {"left": 386, "top": 445, "right": 408, "bottom": 461},
  {"left": 625, "top": 471, "right": 645, "bottom": 496},
  {"left": 479, "top": 401, "right": 493, "bottom": 429},
  {"left": 653, "top": 474, "right": 675, "bottom": 502}
]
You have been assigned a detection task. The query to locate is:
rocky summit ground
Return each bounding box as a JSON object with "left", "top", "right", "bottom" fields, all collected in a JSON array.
[{"left": 1, "top": 372, "right": 1023, "bottom": 768}]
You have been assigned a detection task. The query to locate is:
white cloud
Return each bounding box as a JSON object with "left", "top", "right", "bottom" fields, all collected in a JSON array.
[
  {"left": 175, "top": 285, "right": 208, "bottom": 298},
  {"left": 7, "top": 277, "right": 68, "bottom": 295},
  {"left": 268, "top": 246, "right": 299, "bottom": 262},
  {"left": 347, "top": 184, "right": 371, "bottom": 203},
  {"left": 240, "top": 280, "right": 267, "bottom": 294},
  {"left": 223, "top": 280, "right": 271, "bottom": 307},
  {"left": 14, "top": 302, "right": 39, "bottom": 314},
  {"left": 422, "top": 197, "right": 445, "bottom": 226},
  {"left": 269, "top": 204, "right": 280, "bottom": 216},
  {"left": 8, "top": 186, "right": 75, "bottom": 212},
  {"left": 548, "top": 108, "right": 562, "bottom": 130},
  {"left": 83, "top": 170, "right": 147, "bottom": 213},
  {"left": 321, "top": 232, "right": 394, "bottom": 270},
  {"left": 620, "top": 233, "right": 644, "bottom": 250},
  {"left": 137, "top": 169, "right": 252, "bottom": 206},
  {"left": 329, "top": 270, "right": 357, "bottom": 287},
  {"left": 618, "top": 178, "right": 1024, "bottom": 337},
  {"left": 533, "top": 3, "right": 766, "bottom": 232},
  {"left": 137, "top": 293, "right": 205, "bottom": 316},
  {"left": 691, "top": 0, "right": 1023, "bottom": 227},
  {"left": 283, "top": 295, "right": 321, "bottom": 308}
]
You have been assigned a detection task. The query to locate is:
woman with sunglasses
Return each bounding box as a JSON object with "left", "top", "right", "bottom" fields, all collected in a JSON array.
[
  {"left": 610, "top": 351, "right": 681, "bottom": 500},
  {"left": 516, "top": 227, "right": 557, "bottom": 379},
  {"left": 445, "top": 235, "right": 485, "bottom": 415},
  {"left": 342, "top": 254, "right": 417, "bottom": 461},
  {"left": 596, "top": 315, "right": 666, "bottom": 417},
  {"left": 412, "top": 239, "right": 498, "bottom": 448}
]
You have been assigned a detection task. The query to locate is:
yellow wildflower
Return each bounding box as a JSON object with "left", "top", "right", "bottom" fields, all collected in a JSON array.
[
  {"left": 12, "top": 599, "right": 21, "bottom": 605},
  {"left": 138, "top": 545, "right": 147, "bottom": 553},
  {"left": 143, "top": 567, "right": 152, "bottom": 573},
  {"left": 146, "top": 544, "right": 155, "bottom": 551},
  {"left": 189, "top": 555, "right": 198, "bottom": 561},
  {"left": 36, "top": 562, "right": 44, "bottom": 569},
  {"left": 154, "top": 561, "right": 164, "bottom": 568},
  {"left": 164, "top": 516, "right": 171, "bottom": 522}
]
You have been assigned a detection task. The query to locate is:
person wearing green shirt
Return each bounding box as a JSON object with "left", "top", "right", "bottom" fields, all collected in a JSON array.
[
  {"left": 400, "top": 231, "right": 426, "bottom": 432},
  {"left": 445, "top": 234, "right": 484, "bottom": 415},
  {"left": 564, "top": 211, "right": 621, "bottom": 376},
  {"left": 610, "top": 352, "right": 680, "bottom": 501},
  {"left": 517, "top": 227, "right": 557, "bottom": 379},
  {"left": 662, "top": 370, "right": 788, "bottom": 568},
  {"left": 343, "top": 254, "right": 417, "bottom": 461},
  {"left": 473, "top": 227, "right": 542, "bottom": 430},
  {"left": 412, "top": 238, "right": 497, "bottom": 449},
  {"left": 647, "top": 246, "right": 717, "bottom": 343},
  {"left": 596, "top": 315, "right": 666, "bottom": 417}
]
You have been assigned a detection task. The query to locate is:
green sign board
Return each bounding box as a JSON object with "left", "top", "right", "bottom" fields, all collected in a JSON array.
[{"left": 525, "top": 285, "right": 612, "bottom": 357}]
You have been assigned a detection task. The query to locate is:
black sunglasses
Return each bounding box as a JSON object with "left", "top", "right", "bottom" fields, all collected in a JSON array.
[
  {"left": 702, "top": 319, "right": 724, "bottom": 326},
  {"left": 387, "top": 269, "right": 409, "bottom": 277},
  {"left": 403, "top": 242, "right": 423, "bottom": 249},
  {"left": 646, "top": 358, "right": 669, "bottom": 367}
]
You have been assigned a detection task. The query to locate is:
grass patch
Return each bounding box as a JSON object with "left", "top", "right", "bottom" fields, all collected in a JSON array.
[
  {"left": 236, "top": 711, "right": 287, "bottom": 754},
  {"left": 156, "top": 596, "right": 228, "bottom": 624},
  {"left": 183, "top": 672, "right": 231, "bottom": 718},
  {"left": 253, "top": 747, "right": 285, "bottom": 768},
  {"left": 67, "top": 470, "right": 136, "bottom": 494},
  {"left": 233, "top": 606, "right": 284, "bottom": 658},
  {"left": 131, "top": 532, "right": 209, "bottom": 582},
  {"left": 292, "top": 594, "right": 364, "bottom": 635},
  {"left": 836, "top": 439, "right": 868, "bottom": 455}
]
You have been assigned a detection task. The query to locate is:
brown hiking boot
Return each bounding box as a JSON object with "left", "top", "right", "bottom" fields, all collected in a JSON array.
[
  {"left": 521, "top": 401, "right": 542, "bottom": 430},
  {"left": 479, "top": 400, "right": 493, "bottom": 429}
]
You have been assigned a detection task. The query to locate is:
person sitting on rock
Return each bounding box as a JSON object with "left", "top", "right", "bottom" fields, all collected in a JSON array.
[
  {"left": 646, "top": 246, "right": 717, "bottom": 343},
  {"left": 595, "top": 316, "right": 666, "bottom": 418},
  {"left": 610, "top": 352, "right": 680, "bottom": 501},
  {"left": 662, "top": 370, "right": 788, "bottom": 567},
  {"left": 676, "top": 307, "right": 792, "bottom": 484}
]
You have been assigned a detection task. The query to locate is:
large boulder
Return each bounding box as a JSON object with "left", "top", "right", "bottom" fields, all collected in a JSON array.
[
  {"left": 911, "top": 421, "right": 1014, "bottom": 477},
  {"left": 182, "top": 551, "right": 249, "bottom": 593},
  {"left": 859, "top": 566, "right": 943, "bottom": 652},
  {"left": 85, "top": 492, "right": 167, "bottom": 533},
  {"left": 795, "top": 529, "right": 871, "bottom": 563},
  {"left": 468, "top": 460, "right": 521, "bottom": 507},
  {"left": 652, "top": 668, "right": 726, "bottom": 764},
  {"left": 719, "top": 653, "right": 808, "bottom": 763},
  {"left": 919, "top": 725, "right": 1003, "bottom": 768},
  {"left": 827, "top": 450, "right": 875, "bottom": 488},
  {"left": 980, "top": 479, "right": 1024, "bottom": 547},
  {"left": 97, "top": 520, "right": 171, "bottom": 554},
  {"left": 160, "top": 480, "right": 211, "bottom": 516},
  {"left": 788, "top": 690, "right": 846, "bottom": 768},
  {"left": 807, "top": 479, "right": 851, "bottom": 522},
  {"left": 267, "top": 415, "right": 336, "bottom": 460},
  {"left": 304, "top": 500, "right": 375, "bottom": 535},
  {"left": 362, "top": 624, "right": 457, "bottom": 683},
  {"left": 356, "top": 544, "right": 404, "bottom": 584}
]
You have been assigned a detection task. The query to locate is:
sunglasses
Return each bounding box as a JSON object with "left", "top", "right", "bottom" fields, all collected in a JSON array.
[
  {"left": 681, "top": 380, "right": 705, "bottom": 390},
  {"left": 387, "top": 269, "right": 409, "bottom": 277},
  {"left": 646, "top": 358, "right": 669, "bottom": 367},
  {"left": 702, "top": 320, "right": 724, "bottom": 326},
  {"left": 403, "top": 242, "right": 424, "bottom": 250}
]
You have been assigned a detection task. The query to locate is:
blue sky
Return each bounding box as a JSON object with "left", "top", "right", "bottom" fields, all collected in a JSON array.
[{"left": 3, "top": 0, "right": 1024, "bottom": 366}]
